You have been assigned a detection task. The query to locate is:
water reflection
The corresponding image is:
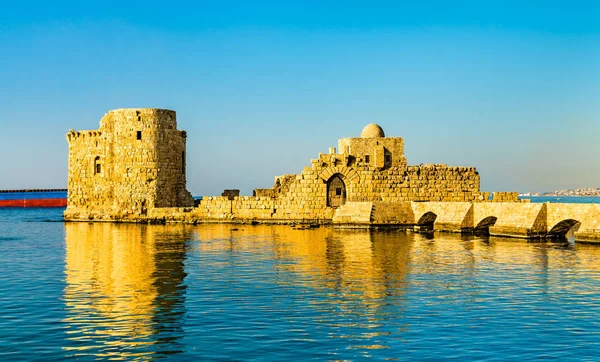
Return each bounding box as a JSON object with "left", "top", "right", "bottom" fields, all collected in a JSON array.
[
  {"left": 194, "top": 226, "right": 411, "bottom": 300},
  {"left": 192, "top": 225, "right": 413, "bottom": 352},
  {"left": 61, "top": 223, "right": 600, "bottom": 360},
  {"left": 63, "top": 222, "right": 193, "bottom": 359}
]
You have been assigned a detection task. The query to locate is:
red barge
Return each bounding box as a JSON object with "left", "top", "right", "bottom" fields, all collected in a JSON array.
[{"left": 0, "top": 189, "right": 67, "bottom": 207}]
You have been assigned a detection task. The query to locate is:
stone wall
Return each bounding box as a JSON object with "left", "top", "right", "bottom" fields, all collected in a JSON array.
[
  {"left": 194, "top": 195, "right": 333, "bottom": 223},
  {"left": 491, "top": 192, "right": 519, "bottom": 202},
  {"left": 66, "top": 130, "right": 109, "bottom": 212},
  {"left": 221, "top": 189, "right": 240, "bottom": 200},
  {"left": 473, "top": 202, "right": 547, "bottom": 238},
  {"left": 240, "top": 147, "right": 482, "bottom": 222}
]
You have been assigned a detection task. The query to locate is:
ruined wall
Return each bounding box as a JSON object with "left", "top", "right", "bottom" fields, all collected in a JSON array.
[
  {"left": 221, "top": 189, "right": 240, "bottom": 200},
  {"left": 194, "top": 196, "right": 274, "bottom": 220},
  {"left": 492, "top": 192, "right": 519, "bottom": 202},
  {"left": 65, "top": 108, "right": 193, "bottom": 220},
  {"left": 192, "top": 132, "right": 482, "bottom": 223},
  {"left": 239, "top": 148, "right": 482, "bottom": 221},
  {"left": 194, "top": 195, "right": 331, "bottom": 222},
  {"left": 192, "top": 147, "right": 481, "bottom": 224},
  {"left": 66, "top": 130, "right": 110, "bottom": 210}
]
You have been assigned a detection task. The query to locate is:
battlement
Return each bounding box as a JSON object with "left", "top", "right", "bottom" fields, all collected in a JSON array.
[
  {"left": 66, "top": 130, "right": 102, "bottom": 142},
  {"left": 406, "top": 165, "right": 478, "bottom": 173}
]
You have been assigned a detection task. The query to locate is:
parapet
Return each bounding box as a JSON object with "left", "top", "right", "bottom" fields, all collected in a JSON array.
[{"left": 66, "top": 130, "right": 102, "bottom": 142}]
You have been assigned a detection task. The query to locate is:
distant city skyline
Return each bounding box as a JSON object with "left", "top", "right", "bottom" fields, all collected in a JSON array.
[{"left": 0, "top": 1, "right": 598, "bottom": 195}]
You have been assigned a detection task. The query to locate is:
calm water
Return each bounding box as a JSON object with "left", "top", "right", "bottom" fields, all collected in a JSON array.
[
  {"left": 523, "top": 196, "right": 600, "bottom": 204},
  {"left": 2, "top": 208, "right": 600, "bottom": 360}
]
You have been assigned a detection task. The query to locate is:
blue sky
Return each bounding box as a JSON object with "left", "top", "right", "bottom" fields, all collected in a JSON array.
[{"left": 0, "top": 1, "right": 598, "bottom": 195}]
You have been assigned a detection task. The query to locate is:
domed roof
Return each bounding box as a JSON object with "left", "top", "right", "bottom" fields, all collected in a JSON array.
[{"left": 360, "top": 123, "right": 385, "bottom": 138}]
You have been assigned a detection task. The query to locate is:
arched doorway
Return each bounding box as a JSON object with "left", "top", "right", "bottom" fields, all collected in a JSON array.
[{"left": 327, "top": 174, "right": 346, "bottom": 208}]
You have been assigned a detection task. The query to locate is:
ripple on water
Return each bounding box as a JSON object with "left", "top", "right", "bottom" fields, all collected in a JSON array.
[{"left": 2, "top": 214, "right": 600, "bottom": 360}]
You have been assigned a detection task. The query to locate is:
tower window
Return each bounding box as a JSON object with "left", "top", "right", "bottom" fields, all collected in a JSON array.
[
  {"left": 94, "top": 156, "right": 101, "bottom": 175},
  {"left": 136, "top": 131, "right": 142, "bottom": 140},
  {"left": 365, "top": 155, "right": 370, "bottom": 163},
  {"left": 336, "top": 188, "right": 342, "bottom": 196},
  {"left": 385, "top": 155, "right": 392, "bottom": 163}
]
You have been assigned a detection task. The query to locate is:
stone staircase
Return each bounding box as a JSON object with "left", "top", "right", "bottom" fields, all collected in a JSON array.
[{"left": 332, "top": 202, "right": 374, "bottom": 225}]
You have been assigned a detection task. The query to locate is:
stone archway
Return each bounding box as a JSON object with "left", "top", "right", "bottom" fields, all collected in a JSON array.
[
  {"left": 327, "top": 174, "right": 346, "bottom": 208},
  {"left": 416, "top": 211, "right": 437, "bottom": 231},
  {"left": 548, "top": 219, "right": 581, "bottom": 242},
  {"left": 474, "top": 216, "right": 498, "bottom": 236}
]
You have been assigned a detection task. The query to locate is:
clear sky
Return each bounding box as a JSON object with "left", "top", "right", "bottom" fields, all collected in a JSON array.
[{"left": 0, "top": 1, "right": 598, "bottom": 195}]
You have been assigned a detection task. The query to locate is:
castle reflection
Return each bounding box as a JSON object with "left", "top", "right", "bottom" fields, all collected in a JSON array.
[
  {"left": 63, "top": 222, "right": 193, "bottom": 359},
  {"left": 193, "top": 225, "right": 412, "bottom": 301},
  {"left": 192, "top": 224, "right": 414, "bottom": 351},
  {"left": 62, "top": 223, "right": 600, "bottom": 358},
  {"left": 192, "top": 225, "right": 600, "bottom": 310}
]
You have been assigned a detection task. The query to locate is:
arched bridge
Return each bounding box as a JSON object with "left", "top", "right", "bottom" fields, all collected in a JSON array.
[{"left": 409, "top": 201, "right": 600, "bottom": 242}]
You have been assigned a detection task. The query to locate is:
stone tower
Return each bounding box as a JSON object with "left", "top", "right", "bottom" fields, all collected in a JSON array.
[{"left": 65, "top": 108, "right": 194, "bottom": 220}]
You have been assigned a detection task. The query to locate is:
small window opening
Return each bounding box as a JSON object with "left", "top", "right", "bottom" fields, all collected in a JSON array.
[
  {"left": 136, "top": 131, "right": 142, "bottom": 140},
  {"left": 365, "top": 155, "right": 370, "bottom": 163},
  {"left": 385, "top": 155, "right": 392, "bottom": 163},
  {"left": 336, "top": 188, "right": 342, "bottom": 196},
  {"left": 94, "top": 156, "right": 101, "bottom": 175}
]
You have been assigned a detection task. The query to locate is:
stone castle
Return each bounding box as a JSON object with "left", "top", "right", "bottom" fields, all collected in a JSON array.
[
  {"left": 65, "top": 108, "right": 600, "bottom": 242},
  {"left": 65, "top": 109, "right": 193, "bottom": 219}
]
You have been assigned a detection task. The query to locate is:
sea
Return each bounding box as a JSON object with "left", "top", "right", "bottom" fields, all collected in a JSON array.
[
  {"left": 2, "top": 196, "right": 600, "bottom": 361},
  {"left": 521, "top": 196, "right": 600, "bottom": 204}
]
